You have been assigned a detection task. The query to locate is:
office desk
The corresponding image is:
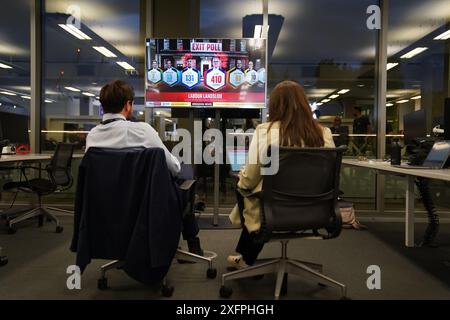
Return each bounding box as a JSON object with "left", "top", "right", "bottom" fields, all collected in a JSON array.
[{"left": 342, "top": 159, "right": 450, "bottom": 247}]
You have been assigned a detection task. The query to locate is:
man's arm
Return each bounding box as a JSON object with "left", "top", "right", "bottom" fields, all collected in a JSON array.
[{"left": 144, "top": 124, "right": 181, "bottom": 176}]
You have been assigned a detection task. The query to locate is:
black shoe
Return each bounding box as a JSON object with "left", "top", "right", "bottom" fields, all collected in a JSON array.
[{"left": 187, "top": 237, "right": 204, "bottom": 256}]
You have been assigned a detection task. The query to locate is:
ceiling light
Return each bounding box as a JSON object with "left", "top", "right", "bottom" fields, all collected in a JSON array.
[
  {"left": 45, "top": 99, "right": 53, "bottom": 103},
  {"left": 82, "top": 92, "right": 96, "bottom": 97},
  {"left": 397, "top": 99, "right": 409, "bottom": 104},
  {"left": 386, "top": 103, "right": 394, "bottom": 107},
  {"left": 316, "top": 102, "right": 323, "bottom": 106},
  {"left": 93, "top": 46, "right": 117, "bottom": 58},
  {"left": 357, "top": 84, "right": 365, "bottom": 88},
  {"left": 58, "top": 24, "right": 92, "bottom": 40},
  {"left": 116, "top": 61, "right": 136, "bottom": 70},
  {"left": 329, "top": 94, "right": 339, "bottom": 99},
  {"left": 387, "top": 63, "right": 399, "bottom": 71},
  {"left": 434, "top": 29, "right": 450, "bottom": 40},
  {"left": 139, "top": 111, "right": 144, "bottom": 116},
  {"left": 411, "top": 95, "right": 421, "bottom": 100},
  {"left": 338, "top": 89, "right": 350, "bottom": 94},
  {"left": 321, "top": 99, "right": 331, "bottom": 103},
  {"left": 0, "top": 91, "right": 17, "bottom": 96},
  {"left": 401, "top": 47, "right": 428, "bottom": 59},
  {"left": 64, "top": 86, "right": 81, "bottom": 92},
  {"left": 21, "top": 95, "right": 31, "bottom": 100},
  {"left": 253, "top": 25, "right": 269, "bottom": 38},
  {"left": 0, "top": 62, "right": 13, "bottom": 69}
]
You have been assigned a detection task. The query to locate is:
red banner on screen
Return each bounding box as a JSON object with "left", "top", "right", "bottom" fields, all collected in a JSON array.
[{"left": 146, "top": 92, "right": 265, "bottom": 103}]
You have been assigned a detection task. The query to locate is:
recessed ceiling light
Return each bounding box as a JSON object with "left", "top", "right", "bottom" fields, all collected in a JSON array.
[
  {"left": 82, "top": 92, "right": 96, "bottom": 97},
  {"left": 434, "top": 29, "right": 450, "bottom": 40},
  {"left": 21, "top": 96, "right": 31, "bottom": 100},
  {"left": 387, "top": 63, "right": 399, "bottom": 71},
  {"left": 411, "top": 95, "right": 421, "bottom": 100},
  {"left": 357, "top": 84, "right": 365, "bottom": 88},
  {"left": 338, "top": 89, "right": 350, "bottom": 94},
  {"left": 316, "top": 102, "right": 323, "bottom": 106},
  {"left": 58, "top": 24, "right": 91, "bottom": 40},
  {"left": 401, "top": 47, "right": 428, "bottom": 59},
  {"left": 386, "top": 103, "right": 394, "bottom": 107},
  {"left": 321, "top": 99, "right": 331, "bottom": 103},
  {"left": 0, "top": 91, "right": 17, "bottom": 96},
  {"left": 93, "top": 46, "right": 117, "bottom": 58},
  {"left": 116, "top": 61, "right": 136, "bottom": 70},
  {"left": 64, "top": 86, "right": 81, "bottom": 92},
  {"left": 45, "top": 99, "right": 53, "bottom": 103},
  {"left": 0, "top": 62, "right": 13, "bottom": 69},
  {"left": 329, "top": 94, "right": 339, "bottom": 99},
  {"left": 396, "top": 99, "right": 409, "bottom": 104}
]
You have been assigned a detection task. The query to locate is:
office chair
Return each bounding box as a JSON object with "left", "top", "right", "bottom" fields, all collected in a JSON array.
[
  {"left": 0, "top": 246, "right": 7, "bottom": 266},
  {"left": 72, "top": 147, "right": 217, "bottom": 297},
  {"left": 2, "top": 143, "right": 75, "bottom": 234},
  {"left": 97, "top": 178, "right": 218, "bottom": 297},
  {"left": 220, "top": 146, "right": 348, "bottom": 300}
]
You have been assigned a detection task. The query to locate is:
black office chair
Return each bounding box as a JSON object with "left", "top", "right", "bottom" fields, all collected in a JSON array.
[
  {"left": 72, "top": 148, "right": 217, "bottom": 297},
  {"left": 220, "top": 146, "right": 347, "bottom": 300},
  {"left": 2, "top": 143, "right": 75, "bottom": 234}
]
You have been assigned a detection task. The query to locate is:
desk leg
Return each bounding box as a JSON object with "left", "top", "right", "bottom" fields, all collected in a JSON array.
[{"left": 405, "top": 176, "right": 415, "bottom": 247}]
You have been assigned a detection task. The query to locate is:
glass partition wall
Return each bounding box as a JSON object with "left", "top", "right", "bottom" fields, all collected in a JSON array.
[{"left": 1, "top": 0, "right": 450, "bottom": 218}]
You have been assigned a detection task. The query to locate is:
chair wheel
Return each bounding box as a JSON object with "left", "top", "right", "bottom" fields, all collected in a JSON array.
[
  {"left": 7, "top": 227, "right": 16, "bottom": 235},
  {"left": 97, "top": 277, "right": 108, "bottom": 290},
  {"left": 161, "top": 285, "right": 174, "bottom": 297},
  {"left": 219, "top": 285, "right": 232, "bottom": 298},
  {"left": 55, "top": 226, "right": 64, "bottom": 233},
  {"left": 206, "top": 268, "right": 217, "bottom": 279},
  {"left": 0, "top": 256, "right": 8, "bottom": 267}
]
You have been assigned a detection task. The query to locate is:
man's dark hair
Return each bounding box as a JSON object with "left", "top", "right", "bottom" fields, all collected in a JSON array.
[
  {"left": 353, "top": 106, "right": 362, "bottom": 113},
  {"left": 100, "top": 80, "right": 134, "bottom": 114}
]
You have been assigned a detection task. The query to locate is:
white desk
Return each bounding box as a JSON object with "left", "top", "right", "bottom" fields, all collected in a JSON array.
[
  {"left": 342, "top": 159, "right": 450, "bottom": 247},
  {"left": 0, "top": 153, "right": 84, "bottom": 164}
]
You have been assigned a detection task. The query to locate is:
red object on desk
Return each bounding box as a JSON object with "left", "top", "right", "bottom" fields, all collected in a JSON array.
[{"left": 15, "top": 144, "right": 31, "bottom": 155}]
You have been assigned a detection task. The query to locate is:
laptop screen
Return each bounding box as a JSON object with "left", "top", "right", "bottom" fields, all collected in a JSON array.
[
  {"left": 423, "top": 141, "right": 450, "bottom": 168},
  {"left": 226, "top": 148, "right": 248, "bottom": 172}
]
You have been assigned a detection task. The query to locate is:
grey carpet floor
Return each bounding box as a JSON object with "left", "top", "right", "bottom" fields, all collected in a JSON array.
[{"left": 1, "top": 215, "right": 450, "bottom": 300}]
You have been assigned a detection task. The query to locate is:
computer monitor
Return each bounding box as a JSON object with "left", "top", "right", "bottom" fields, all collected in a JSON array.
[
  {"left": 404, "top": 109, "right": 427, "bottom": 145},
  {"left": 422, "top": 141, "right": 450, "bottom": 169},
  {"left": 0, "top": 112, "right": 30, "bottom": 145},
  {"left": 226, "top": 148, "right": 248, "bottom": 172}
]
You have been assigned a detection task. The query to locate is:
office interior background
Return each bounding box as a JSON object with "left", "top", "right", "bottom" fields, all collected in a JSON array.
[{"left": 1, "top": 0, "right": 450, "bottom": 300}]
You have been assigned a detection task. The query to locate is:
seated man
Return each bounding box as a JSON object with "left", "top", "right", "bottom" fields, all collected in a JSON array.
[{"left": 86, "top": 80, "right": 203, "bottom": 255}]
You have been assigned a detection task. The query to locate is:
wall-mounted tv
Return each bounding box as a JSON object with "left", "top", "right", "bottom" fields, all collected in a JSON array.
[{"left": 145, "top": 38, "right": 267, "bottom": 109}]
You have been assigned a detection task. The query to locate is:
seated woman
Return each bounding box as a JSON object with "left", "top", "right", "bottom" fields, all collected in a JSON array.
[{"left": 227, "top": 80, "right": 335, "bottom": 269}]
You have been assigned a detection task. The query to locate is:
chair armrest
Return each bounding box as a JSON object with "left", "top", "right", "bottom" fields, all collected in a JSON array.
[{"left": 179, "top": 179, "right": 196, "bottom": 191}]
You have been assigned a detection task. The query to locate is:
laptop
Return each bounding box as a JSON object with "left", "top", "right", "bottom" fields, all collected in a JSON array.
[
  {"left": 394, "top": 141, "right": 450, "bottom": 169},
  {"left": 226, "top": 148, "right": 248, "bottom": 173}
]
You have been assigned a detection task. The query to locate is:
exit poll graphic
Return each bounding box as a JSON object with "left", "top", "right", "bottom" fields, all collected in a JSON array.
[{"left": 145, "top": 38, "right": 267, "bottom": 108}]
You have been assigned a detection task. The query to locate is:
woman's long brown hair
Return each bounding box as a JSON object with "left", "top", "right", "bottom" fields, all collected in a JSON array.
[{"left": 268, "top": 80, "right": 325, "bottom": 147}]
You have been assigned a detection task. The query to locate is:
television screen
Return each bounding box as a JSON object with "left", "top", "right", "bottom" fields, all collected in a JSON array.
[{"left": 145, "top": 38, "right": 267, "bottom": 108}]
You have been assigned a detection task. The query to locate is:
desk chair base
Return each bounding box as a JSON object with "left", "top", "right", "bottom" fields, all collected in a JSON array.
[
  {"left": 4, "top": 206, "right": 63, "bottom": 234},
  {"left": 220, "top": 240, "right": 347, "bottom": 300},
  {"left": 97, "top": 249, "right": 217, "bottom": 297}
]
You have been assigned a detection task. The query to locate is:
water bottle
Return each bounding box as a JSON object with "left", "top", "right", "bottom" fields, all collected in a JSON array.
[{"left": 391, "top": 138, "right": 401, "bottom": 165}]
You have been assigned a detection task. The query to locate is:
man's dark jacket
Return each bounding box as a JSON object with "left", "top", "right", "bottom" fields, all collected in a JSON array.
[{"left": 70, "top": 147, "right": 183, "bottom": 285}]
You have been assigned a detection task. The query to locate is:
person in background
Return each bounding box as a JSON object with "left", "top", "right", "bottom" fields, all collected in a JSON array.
[
  {"left": 352, "top": 107, "right": 372, "bottom": 155},
  {"left": 86, "top": 80, "right": 204, "bottom": 256},
  {"left": 330, "top": 116, "right": 349, "bottom": 147},
  {"left": 227, "top": 80, "right": 335, "bottom": 269}
]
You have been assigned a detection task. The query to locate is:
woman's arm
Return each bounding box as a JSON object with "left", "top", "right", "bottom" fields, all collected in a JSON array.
[{"left": 237, "top": 126, "right": 263, "bottom": 191}]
